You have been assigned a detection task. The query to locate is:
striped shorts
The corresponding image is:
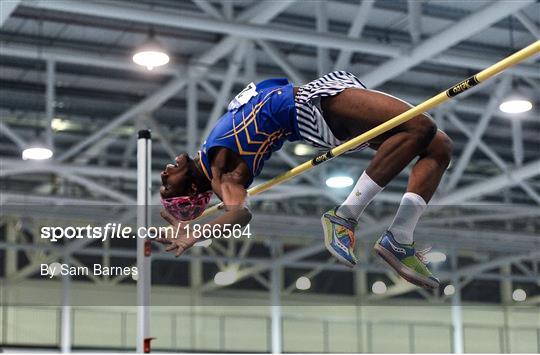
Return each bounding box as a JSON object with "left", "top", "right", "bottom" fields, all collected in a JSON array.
[{"left": 294, "top": 71, "right": 368, "bottom": 150}]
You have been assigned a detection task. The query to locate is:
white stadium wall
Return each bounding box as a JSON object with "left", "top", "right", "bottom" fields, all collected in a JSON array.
[{"left": 1, "top": 279, "right": 538, "bottom": 353}]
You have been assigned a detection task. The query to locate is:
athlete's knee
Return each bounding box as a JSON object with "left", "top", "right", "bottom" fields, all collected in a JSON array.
[
  {"left": 408, "top": 114, "right": 437, "bottom": 148},
  {"left": 430, "top": 131, "right": 453, "bottom": 167}
]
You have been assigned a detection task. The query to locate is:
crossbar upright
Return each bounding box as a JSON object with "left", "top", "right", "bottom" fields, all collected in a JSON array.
[{"left": 137, "top": 129, "right": 152, "bottom": 353}]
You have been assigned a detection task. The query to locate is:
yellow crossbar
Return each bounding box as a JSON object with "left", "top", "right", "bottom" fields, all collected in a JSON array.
[{"left": 199, "top": 41, "right": 540, "bottom": 219}]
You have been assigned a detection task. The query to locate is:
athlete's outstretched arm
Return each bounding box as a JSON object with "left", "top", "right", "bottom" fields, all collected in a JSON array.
[
  {"left": 209, "top": 178, "right": 252, "bottom": 227},
  {"left": 156, "top": 179, "right": 251, "bottom": 257}
]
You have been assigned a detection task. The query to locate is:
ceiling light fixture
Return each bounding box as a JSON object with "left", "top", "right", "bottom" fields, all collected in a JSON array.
[
  {"left": 443, "top": 284, "right": 455, "bottom": 296},
  {"left": 133, "top": 28, "right": 170, "bottom": 71},
  {"left": 22, "top": 146, "right": 53, "bottom": 160},
  {"left": 371, "top": 281, "right": 387, "bottom": 294},
  {"left": 295, "top": 276, "right": 311, "bottom": 290},
  {"left": 214, "top": 269, "right": 237, "bottom": 286},
  {"left": 51, "top": 118, "right": 70, "bottom": 131},
  {"left": 425, "top": 251, "right": 447, "bottom": 263},
  {"left": 499, "top": 99, "right": 532, "bottom": 114},
  {"left": 294, "top": 143, "right": 315, "bottom": 156},
  {"left": 325, "top": 176, "right": 353, "bottom": 188},
  {"left": 512, "top": 288, "right": 526, "bottom": 302}
]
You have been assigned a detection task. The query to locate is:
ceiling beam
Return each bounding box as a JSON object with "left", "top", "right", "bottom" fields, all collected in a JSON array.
[
  {"left": 45, "top": 59, "right": 55, "bottom": 149},
  {"left": 192, "top": 0, "right": 222, "bottom": 20},
  {"left": 513, "top": 11, "right": 540, "bottom": 39},
  {"left": 201, "top": 40, "right": 247, "bottom": 139},
  {"left": 0, "top": 42, "right": 540, "bottom": 136},
  {"left": 6, "top": 0, "right": 540, "bottom": 81},
  {"left": 0, "top": 121, "right": 27, "bottom": 149},
  {"left": 148, "top": 117, "right": 177, "bottom": 160},
  {"left": 436, "top": 158, "right": 540, "bottom": 205},
  {"left": 360, "top": 0, "right": 535, "bottom": 88},
  {"left": 275, "top": 150, "right": 342, "bottom": 205},
  {"left": 333, "top": 0, "right": 375, "bottom": 71},
  {"left": 446, "top": 112, "right": 540, "bottom": 205},
  {"left": 511, "top": 119, "right": 524, "bottom": 167},
  {"left": 0, "top": 157, "right": 157, "bottom": 180},
  {"left": 186, "top": 80, "right": 198, "bottom": 156},
  {"left": 407, "top": 0, "right": 422, "bottom": 45},
  {"left": 446, "top": 76, "right": 511, "bottom": 191},
  {"left": 455, "top": 250, "right": 540, "bottom": 280},
  {"left": 3, "top": 40, "right": 540, "bottom": 83},
  {"left": 56, "top": 75, "right": 188, "bottom": 162},
  {"left": 0, "top": 0, "right": 21, "bottom": 27},
  {"left": 51, "top": 0, "right": 295, "bottom": 162},
  {"left": 256, "top": 40, "right": 307, "bottom": 84},
  {"left": 56, "top": 171, "right": 136, "bottom": 204},
  {"left": 21, "top": 0, "right": 398, "bottom": 58},
  {"left": 315, "top": 0, "right": 330, "bottom": 76}
]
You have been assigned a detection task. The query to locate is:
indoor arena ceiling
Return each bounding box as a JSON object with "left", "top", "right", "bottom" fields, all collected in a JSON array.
[{"left": 1, "top": 0, "right": 539, "bottom": 298}]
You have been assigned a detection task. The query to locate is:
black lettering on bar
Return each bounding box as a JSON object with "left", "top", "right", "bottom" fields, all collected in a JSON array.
[
  {"left": 311, "top": 151, "right": 334, "bottom": 165},
  {"left": 446, "top": 75, "right": 480, "bottom": 97}
]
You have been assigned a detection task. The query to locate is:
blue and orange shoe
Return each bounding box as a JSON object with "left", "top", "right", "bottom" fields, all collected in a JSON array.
[
  {"left": 374, "top": 231, "right": 440, "bottom": 289},
  {"left": 321, "top": 208, "right": 357, "bottom": 267}
]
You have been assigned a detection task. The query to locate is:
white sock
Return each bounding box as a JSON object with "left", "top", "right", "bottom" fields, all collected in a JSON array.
[
  {"left": 336, "top": 171, "right": 383, "bottom": 221},
  {"left": 389, "top": 192, "right": 427, "bottom": 245}
]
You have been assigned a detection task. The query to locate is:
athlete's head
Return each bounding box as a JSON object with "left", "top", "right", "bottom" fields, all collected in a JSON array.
[{"left": 160, "top": 153, "right": 212, "bottom": 220}]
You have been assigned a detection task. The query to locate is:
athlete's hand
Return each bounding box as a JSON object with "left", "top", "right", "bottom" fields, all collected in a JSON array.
[{"left": 154, "top": 210, "right": 196, "bottom": 257}]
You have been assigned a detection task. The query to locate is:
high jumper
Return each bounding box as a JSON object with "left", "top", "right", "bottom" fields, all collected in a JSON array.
[{"left": 156, "top": 42, "right": 539, "bottom": 290}]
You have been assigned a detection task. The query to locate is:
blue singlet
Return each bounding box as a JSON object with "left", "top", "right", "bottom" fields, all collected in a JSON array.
[{"left": 199, "top": 78, "right": 301, "bottom": 187}]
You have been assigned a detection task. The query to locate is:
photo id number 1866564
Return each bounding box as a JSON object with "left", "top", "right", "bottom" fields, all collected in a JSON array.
[{"left": 184, "top": 224, "right": 251, "bottom": 239}]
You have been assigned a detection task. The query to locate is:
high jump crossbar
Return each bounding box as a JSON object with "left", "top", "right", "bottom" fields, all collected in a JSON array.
[{"left": 199, "top": 40, "right": 540, "bottom": 219}]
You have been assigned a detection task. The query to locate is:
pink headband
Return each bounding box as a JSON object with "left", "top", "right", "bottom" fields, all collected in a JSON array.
[{"left": 160, "top": 191, "right": 213, "bottom": 221}]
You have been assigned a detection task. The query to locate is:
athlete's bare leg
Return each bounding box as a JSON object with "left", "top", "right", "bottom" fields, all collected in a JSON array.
[
  {"left": 321, "top": 88, "right": 452, "bottom": 202},
  {"left": 319, "top": 88, "right": 452, "bottom": 287}
]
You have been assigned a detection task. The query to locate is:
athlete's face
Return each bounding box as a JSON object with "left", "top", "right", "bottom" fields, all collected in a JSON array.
[{"left": 160, "top": 153, "right": 198, "bottom": 198}]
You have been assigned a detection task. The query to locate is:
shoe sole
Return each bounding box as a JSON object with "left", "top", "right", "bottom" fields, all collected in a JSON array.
[
  {"left": 374, "top": 243, "right": 439, "bottom": 290},
  {"left": 321, "top": 215, "right": 355, "bottom": 268}
]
